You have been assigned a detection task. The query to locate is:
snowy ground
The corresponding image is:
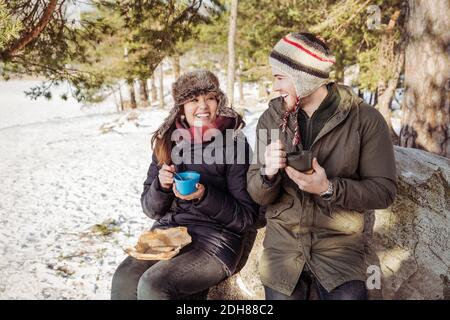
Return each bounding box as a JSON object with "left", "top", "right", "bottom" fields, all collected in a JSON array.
[
  {"left": 0, "top": 109, "right": 162, "bottom": 299},
  {"left": 0, "top": 79, "right": 399, "bottom": 300},
  {"left": 0, "top": 80, "right": 265, "bottom": 299}
]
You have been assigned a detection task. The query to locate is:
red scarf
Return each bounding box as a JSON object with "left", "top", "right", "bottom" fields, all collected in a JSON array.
[{"left": 175, "top": 115, "right": 236, "bottom": 144}]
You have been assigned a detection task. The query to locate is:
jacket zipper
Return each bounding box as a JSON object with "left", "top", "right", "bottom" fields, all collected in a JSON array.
[
  {"left": 305, "top": 117, "right": 311, "bottom": 150},
  {"left": 301, "top": 111, "right": 337, "bottom": 290}
]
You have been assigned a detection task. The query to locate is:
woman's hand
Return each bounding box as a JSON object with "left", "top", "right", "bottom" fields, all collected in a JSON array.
[
  {"left": 158, "top": 163, "right": 175, "bottom": 190},
  {"left": 173, "top": 183, "right": 206, "bottom": 201}
]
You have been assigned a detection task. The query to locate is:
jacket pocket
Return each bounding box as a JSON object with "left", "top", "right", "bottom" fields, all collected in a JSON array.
[
  {"left": 265, "top": 198, "right": 294, "bottom": 219},
  {"left": 315, "top": 207, "right": 365, "bottom": 234}
]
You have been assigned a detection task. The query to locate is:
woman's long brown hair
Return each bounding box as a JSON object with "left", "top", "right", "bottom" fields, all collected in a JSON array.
[{"left": 151, "top": 123, "right": 175, "bottom": 166}]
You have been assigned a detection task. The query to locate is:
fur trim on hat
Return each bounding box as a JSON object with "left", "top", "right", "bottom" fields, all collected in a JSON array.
[{"left": 155, "top": 69, "right": 242, "bottom": 139}]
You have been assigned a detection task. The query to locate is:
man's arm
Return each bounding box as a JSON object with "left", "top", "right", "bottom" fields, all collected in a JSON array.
[{"left": 330, "top": 106, "right": 397, "bottom": 210}]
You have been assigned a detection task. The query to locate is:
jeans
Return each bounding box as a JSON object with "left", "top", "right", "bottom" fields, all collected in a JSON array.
[
  {"left": 264, "top": 269, "right": 368, "bottom": 300},
  {"left": 111, "top": 245, "right": 228, "bottom": 300}
]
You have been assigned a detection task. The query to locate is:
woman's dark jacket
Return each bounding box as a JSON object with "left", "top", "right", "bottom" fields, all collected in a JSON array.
[{"left": 140, "top": 122, "right": 259, "bottom": 275}]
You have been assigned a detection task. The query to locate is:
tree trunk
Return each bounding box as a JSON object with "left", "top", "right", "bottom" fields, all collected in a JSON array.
[
  {"left": 237, "top": 60, "right": 244, "bottom": 105},
  {"left": 117, "top": 84, "right": 124, "bottom": 112},
  {"left": 127, "top": 79, "right": 137, "bottom": 109},
  {"left": 334, "top": 58, "right": 345, "bottom": 83},
  {"left": 374, "top": 10, "right": 405, "bottom": 144},
  {"left": 369, "top": 91, "right": 375, "bottom": 106},
  {"left": 150, "top": 74, "right": 157, "bottom": 103},
  {"left": 172, "top": 55, "right": 181, "bottom": 80},
  {"left": 139, "top": 79, "right": 149, "bottom": 107},
  {"left": 372, "top": 92, "right": 376, "bottom": 106},
  {"left": 258, "top": 81, "right": 268, "bottom": 99},
  {"left": 159, "top": 64, "right": 165, "bottom": 109},
  {"left": 226, "top": 0, "right": 239, "bottom": 106},
  {"left": 399, "top": 0, "right": 450, "bottom": 157},
  {"left": 376, "top": 50, "right": 405, "bottom": 143},
  {"left": 1, "top": 0, "right": 58, "bottom": 60},
  {"left": 238, "top": 76, "right": 244, "bottom": 105},
  {"left": 357, "top": 88, "right": 364, "bottom": 99}
]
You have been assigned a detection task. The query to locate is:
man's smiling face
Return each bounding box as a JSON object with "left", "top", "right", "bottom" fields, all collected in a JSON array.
[{"left": 271, "top": 67, "right": 298, "bottom": 111}]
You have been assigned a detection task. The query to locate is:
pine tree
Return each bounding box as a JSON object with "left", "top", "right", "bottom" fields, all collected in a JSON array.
[
  {"left": 0, "top": 1, "right": 109, "bottom": 101},
  {"left": 1, "top": 0, "right": 223, "bottom": 103}
]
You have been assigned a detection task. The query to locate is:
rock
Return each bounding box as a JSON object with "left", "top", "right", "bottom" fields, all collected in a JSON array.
[
  {"left": 207, "top": 229, "right": 264, "bottom": 300},
  {"left": 366, "top": 146, "right": 450, "bottom": 300},
  {"left": 207, "top": 146, "right": 450, "bottom": 300}
]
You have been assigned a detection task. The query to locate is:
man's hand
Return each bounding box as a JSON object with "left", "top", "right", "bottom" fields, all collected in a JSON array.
[
  {"left": 173, "top": 183, "right": 206, "bottom": 201},
  {"left": 263, "top": 139, "right": 287, "bottom": 179},
  {"left": 285, "top": 158, "right": 329, "bottom": 195}
]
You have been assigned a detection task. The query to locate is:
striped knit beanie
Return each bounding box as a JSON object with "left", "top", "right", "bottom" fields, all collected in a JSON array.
[
  {"left": 269, "top": 32, "right": 335, "bottom": 99},
  {"left": 270, "top": 32, "right": 335, "bottom": 146}
]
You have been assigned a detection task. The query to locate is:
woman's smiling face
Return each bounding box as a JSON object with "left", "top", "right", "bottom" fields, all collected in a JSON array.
[{"left": 183, "top": 93, "right": 218, "bottom": 127}]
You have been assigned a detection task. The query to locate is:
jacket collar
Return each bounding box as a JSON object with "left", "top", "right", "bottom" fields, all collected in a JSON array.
[
  {"left": 311, "top": 84, "right": 364, "bottom": 147},
  {"left": 268, "top": 83, "right": 364, "bottom": 149}
]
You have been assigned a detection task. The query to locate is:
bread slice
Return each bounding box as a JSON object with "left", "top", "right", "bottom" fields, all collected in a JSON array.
[{"left": 124, "top": 226, "right": 192, "bottom": 260}]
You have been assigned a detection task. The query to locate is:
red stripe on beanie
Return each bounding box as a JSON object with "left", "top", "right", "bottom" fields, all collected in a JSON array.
[{"left": 282, "top": 37, "right": 335, "bottom": 64}]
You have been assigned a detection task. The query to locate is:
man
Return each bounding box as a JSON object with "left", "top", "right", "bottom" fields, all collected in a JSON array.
[{"left": 247, "top": 32, "right": 397, "bottom": 300}]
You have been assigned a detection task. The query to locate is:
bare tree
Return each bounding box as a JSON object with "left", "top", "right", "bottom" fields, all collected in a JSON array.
[
  {"left": 171, "top": 54, "right": 181, "bottom": 80},
  {"left": 139, "top": 79, "right": 149, "bottom": 107},
  {"left": 124, "top": 46, "right": 137, "bottom": 109},
  {"left": 150, "top": 74, "right": 157, "bottom": 103},
  {"left": 226, "top": 0, "right": 238, "bottom": 106},
  {"left": 117, "top": 84, "right": 124, "bottom": 112},
  {"left": 237, "top": 59, "right": 244, "bottom": 105},
  {"left": 127, "top": 79, "right": 137, "bottom": 109},
  {"left": 159, "top": 63, "right": 165, "bottom": 109},
  {"left": 375, "top": 10, "right": 406, "bottom": 143}
]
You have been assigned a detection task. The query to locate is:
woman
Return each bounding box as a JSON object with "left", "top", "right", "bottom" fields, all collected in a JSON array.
[{"left": 111, "top": 70, "right": 258, "bottom": 300}]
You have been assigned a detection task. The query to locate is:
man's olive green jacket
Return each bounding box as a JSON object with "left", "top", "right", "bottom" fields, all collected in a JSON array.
[{"left": 247, "top": 84, "right": 397, "bottom": 295}]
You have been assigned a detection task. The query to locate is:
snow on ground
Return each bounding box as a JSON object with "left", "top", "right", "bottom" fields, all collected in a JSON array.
[
  {"left": 0, "top": 78, "right": 402, "bottom": 299},
  {"left": 0, "top": 80, "right": 119, "bottom": 129},
  {"left": 0, "top": 108, "right": 166, "bottom": 299},
  {"left": 0, "top": 80, "right": 265, "bottom": 299}
]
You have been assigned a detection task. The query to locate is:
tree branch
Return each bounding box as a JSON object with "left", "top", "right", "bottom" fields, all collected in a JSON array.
[{"left": 1, "top": 0, "right": 58, "bottom": 60}]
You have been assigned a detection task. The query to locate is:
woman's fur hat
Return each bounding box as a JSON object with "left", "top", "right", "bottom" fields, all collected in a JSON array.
[{"left": 155, "top": 69, "right": 242, "bottom": 138}]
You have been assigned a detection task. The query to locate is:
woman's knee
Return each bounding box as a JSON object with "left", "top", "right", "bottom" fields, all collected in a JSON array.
[
  {"left": 111, "top": 257, "right": 154, "bottom": 300},
  {"left": 137, "top": 267, "right": 173, "bottom": 300}
]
